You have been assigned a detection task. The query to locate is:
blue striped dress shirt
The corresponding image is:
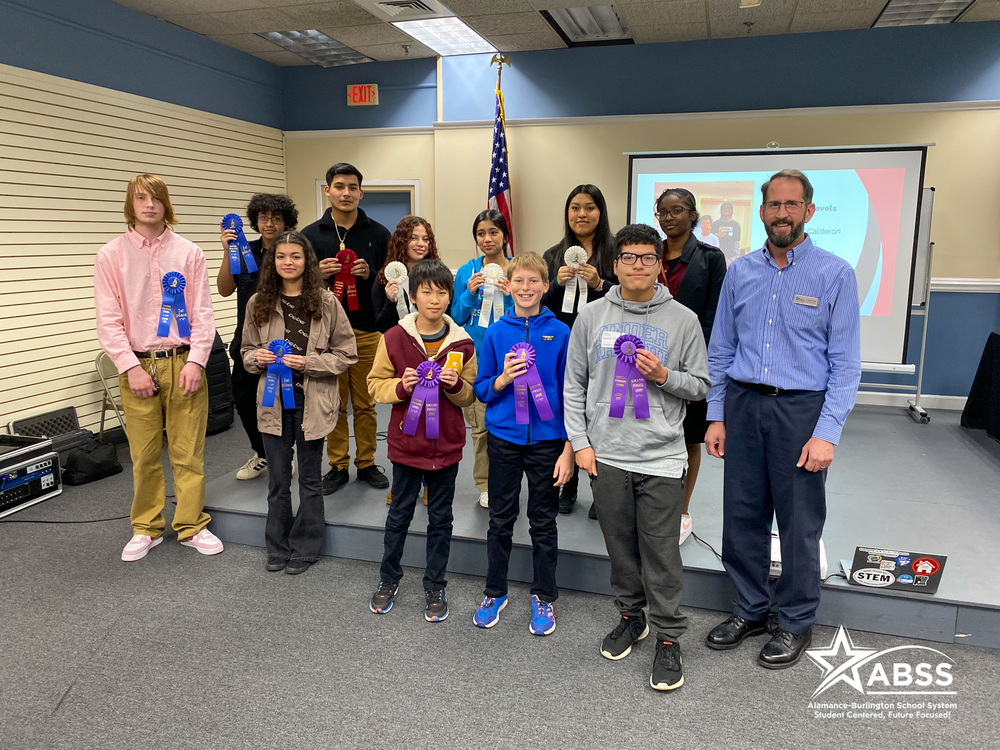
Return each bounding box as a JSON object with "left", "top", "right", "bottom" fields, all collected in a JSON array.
[{"left": 706, "top": 236, "right": 862, "bottom": 444}]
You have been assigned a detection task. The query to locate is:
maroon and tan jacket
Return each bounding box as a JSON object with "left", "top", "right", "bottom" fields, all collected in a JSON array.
[{"left": 367, "top": 312, "right": 476, "bottom": 470}]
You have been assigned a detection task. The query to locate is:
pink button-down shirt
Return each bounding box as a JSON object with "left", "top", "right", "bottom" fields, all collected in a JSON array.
[{"left": 95, "top": 227, "right": 216, "bottom": 374}]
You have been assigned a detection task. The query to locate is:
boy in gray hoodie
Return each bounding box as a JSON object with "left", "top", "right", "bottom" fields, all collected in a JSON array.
[{"left": 564, "top": 224, "right": 710, "bottom": 692}]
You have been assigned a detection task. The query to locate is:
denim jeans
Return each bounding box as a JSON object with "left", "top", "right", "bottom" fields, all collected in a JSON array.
[
  {"left": 379, "top": 461, "right": 459, "bottom": 591},
  {"left": 261, "top": 407, "right": 326, "bottom": 565}
]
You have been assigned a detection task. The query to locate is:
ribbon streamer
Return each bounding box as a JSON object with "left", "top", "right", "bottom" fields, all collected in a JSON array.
[
  {"left": 333, "top": 249, "right": 359, "bottom": 311},
  {"left": 384, "top": 261, "right": 410, "bottom": 319},
  {"left": 403, "top": 360, "right": 442, "bottom": 439},
  {"left": 609, "top": 334, "right": 651, "bottom": 419},
  {"left": 509, "top": 343, "right": 555, "bottom": 424},
  {"left": 477, "top": 262, "right": 506, "bottom": 328},
  {"left": 561, "top": 246, "right": 589, "bottom": 315},
  {"left": 156, "top": 272, "right": 191, "bottom": 338},
  {"left": 221, "top": 214, "right": 258, "bottom": 275},
  {"left": 261, "top": 339, "right": 296, "bottom": 409}
]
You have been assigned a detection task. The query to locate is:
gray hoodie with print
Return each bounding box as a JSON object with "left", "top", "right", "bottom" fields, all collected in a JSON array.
[{"left": 563, "top": 284, "right": 710, "bottom": 478}]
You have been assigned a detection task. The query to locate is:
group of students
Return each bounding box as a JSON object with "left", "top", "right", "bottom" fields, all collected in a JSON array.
[{"left": 97, "top": 163, "right": 859, "bottom": 694}]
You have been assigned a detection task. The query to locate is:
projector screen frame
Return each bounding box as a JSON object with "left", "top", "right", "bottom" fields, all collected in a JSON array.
[{"left": 625, "top": 145, "right": 929, "bottom": 365}]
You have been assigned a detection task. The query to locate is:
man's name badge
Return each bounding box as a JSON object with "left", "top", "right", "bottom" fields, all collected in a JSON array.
[
  {"left": 600, "top": 330, "right": 620, "bottom": 348},
  {"left": 793, "top": 294, "right": 819, "bottom": 307}
]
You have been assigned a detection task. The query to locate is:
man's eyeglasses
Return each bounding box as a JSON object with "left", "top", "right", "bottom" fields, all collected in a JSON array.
[
  {"left": 653, "top": 206, "right": 691, "bottom": 219},
  {"left": 763, "top": 200, "right": 806, "bottom": 213},
  {"left": 617, "top": 252, "right": 660, "bottom": 267}
]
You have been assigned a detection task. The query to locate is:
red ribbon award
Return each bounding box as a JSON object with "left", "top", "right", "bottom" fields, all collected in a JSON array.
[{"left": 333, "top": 248, "right": 359, "bottom": 311}]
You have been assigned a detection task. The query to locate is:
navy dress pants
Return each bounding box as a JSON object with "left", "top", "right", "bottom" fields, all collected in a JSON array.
[{"left": 722, "top": 382, "right": 827, "bottom": 634}]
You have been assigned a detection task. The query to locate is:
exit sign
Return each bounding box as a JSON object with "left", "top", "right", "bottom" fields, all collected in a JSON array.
[{"left": 347, "top": 84, "right": 379, "bottom": 106}]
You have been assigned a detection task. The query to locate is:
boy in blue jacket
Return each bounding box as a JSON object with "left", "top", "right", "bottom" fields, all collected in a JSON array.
[{"left": 472, "top": 251, "right": 574, "bottom": 636}]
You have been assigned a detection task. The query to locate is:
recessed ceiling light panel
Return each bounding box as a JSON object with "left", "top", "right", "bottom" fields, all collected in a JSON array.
[
  {"left": 257, "top": 29, "right": 373, "bottom": 67},
  {"left": 873, "top": 0, "right": 975, "bottom": 27},
  {"left": 393, "top": 17, "right": 497, "bottom": 56}
]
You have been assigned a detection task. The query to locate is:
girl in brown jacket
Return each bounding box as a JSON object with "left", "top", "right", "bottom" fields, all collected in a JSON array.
[{"left": 242, "top": 231, "right": 358, "bottom": 574}]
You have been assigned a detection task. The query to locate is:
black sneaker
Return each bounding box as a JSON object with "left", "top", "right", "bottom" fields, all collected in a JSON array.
[
  {"left": 650, "top": 639, "right": 684, "bottom": 691},
  {"left": 357, "top": 464, "right": 390, "bottom": 490},
  {"left": 424, "top": 588, "right": 449, "bottom": 622},
  {"left": 600, "top": 613, "right": 649, "bottom": 660},
  {"left": 558, "top": 488, "right": 577, "bottom": 515},
  {"left": 369, "top": 580, "right": 399, "bottom": 614},
  {"left": 322, "top": 467, "right": 349, "bottom": 495}
]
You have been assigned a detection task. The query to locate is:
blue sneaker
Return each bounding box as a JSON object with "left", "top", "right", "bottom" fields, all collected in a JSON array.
[
  {"left": 529, "top": 595, "right": 556, "bottom": 636},
  {"left": 473, "top": 595, "right": 508, "bottom": 628}
]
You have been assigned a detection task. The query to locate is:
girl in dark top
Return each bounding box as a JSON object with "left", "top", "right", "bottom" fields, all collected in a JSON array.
[
  {"left": 242, "top": 230, "right": 358, "bottom": 575},
  {"left": 541, "top": 184, "right": 616, "bottom": 516},
  {"left": 372, "top": 215, "right": 441, "bottom": 333},
  {"left": 654, "top": 188, "right": 727, "bottom": 546}
]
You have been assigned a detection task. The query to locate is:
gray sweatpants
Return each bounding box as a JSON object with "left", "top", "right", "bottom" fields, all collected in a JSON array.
[{"left": 592, "top": 461, "right": 687, "bottom": 640}]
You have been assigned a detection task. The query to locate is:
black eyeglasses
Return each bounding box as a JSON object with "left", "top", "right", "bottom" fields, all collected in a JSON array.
[
  {"left": 653, "top": 206, "right": 691, "bottom": 219},
  {"left": 617, "top": 252, "right": 660, "bottom": 267},
  {"left": 763, "top": 200, "right": 806, "bottom": 213}
]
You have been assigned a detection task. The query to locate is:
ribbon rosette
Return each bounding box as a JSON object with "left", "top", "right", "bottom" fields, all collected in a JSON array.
[
  {"left": 403, "top": 360, "right": 443, "bottom": 439},
  {"left": 261, "top": 339, "right": 296, "bottom": 409},
  {"left": 156, "top": 272, "right": 191, "bottom": 338},
  {"left": 477, "top": 262, "right": 507, "bottom": 328},
  {"left": 222, "top": 213, "right": 258, "bottom": 274},
  {"left": 509, "top": 343, "right": 555, "bottom": 424},
  {"left": 561, "top": 246, "right": 589, "bottom": 315},
  {"left": 333, "top": 249, "right": 359, "bottom": 311},
  {"left": 384, "top": 261, "right": 410, "bottom": 319},
  {"left": 609, "top": 334, "right": 651, "bottom": 419}
]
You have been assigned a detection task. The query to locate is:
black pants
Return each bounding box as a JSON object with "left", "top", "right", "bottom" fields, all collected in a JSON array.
[
  {"left": 231, "top": 354, "right": 265, "bottom": 456},
  {"left": 485, "top": 434, "right": 562, "bottom": 603},
  {"left": 261, "top": 407, "right": 325, "bottom": 565},
  {"left": 722, "top": 383, "right": 827, "bottom": 634},
  {"left": 379, "top": 461, "right": 459, "bottom": 591}
]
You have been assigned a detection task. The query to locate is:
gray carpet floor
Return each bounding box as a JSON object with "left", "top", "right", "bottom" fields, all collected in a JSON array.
[{"left": 2, "top": 424, "right": 998, "bottom": 750}]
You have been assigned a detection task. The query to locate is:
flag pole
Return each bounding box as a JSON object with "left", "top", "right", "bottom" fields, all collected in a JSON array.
[{"left": 487, "top": 53, "right": 514, "bottom": 254}]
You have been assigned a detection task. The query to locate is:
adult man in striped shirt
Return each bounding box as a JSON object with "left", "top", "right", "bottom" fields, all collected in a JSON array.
[{"left": 703, "top": 169, "right": 861, "bottom": 669}]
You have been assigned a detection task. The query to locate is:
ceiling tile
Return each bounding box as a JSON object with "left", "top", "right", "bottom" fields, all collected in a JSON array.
[
  {"left": 618, "top": 0, "right": 706, "bottom": 26},
  {"left": 320, "top": 22, "right": 413, "bottom": 46},
  {"left": 487, "top": 30, "right": 567, "bottom": 51},
  {"left": 447, "top": 0, "right": 536, "bottom": 12},
  {"left": 631, "top": 21, "right": 709, "bottom": 44},
  {"left": 463, "top": 12, "right": 554, "bottom": 36},
  {"left": 206, "top": 32, "right": 284, "bottom": 52},
  {"left": 958, "top": 0, "right": 1000, "bottom": 22},
  {"left": 351, "top": 41, "right": 438, "bottom": 60},
  {"left": 250, "top": 49, "right": 315, "bottom": 65},
  {"left": 279, "top": 1, "right": 381, "bottom": 27},
  {"left": 789, "top": 9, "right": 885, "bottom": 33},
  {"left": 168, "top": 9, "right": 295, "bottom": 34}
]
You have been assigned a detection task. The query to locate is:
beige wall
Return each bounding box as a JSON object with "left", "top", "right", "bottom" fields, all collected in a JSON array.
[{"left": 287, "top": 105, "right": 1000, "bottom": 279}]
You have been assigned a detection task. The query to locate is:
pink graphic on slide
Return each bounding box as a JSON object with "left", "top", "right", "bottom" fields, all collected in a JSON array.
[{"left": 857, "top": 169, "right": 904, "bottom": 316}]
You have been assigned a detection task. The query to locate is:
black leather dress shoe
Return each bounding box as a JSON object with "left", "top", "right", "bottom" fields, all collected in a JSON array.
[
  {"left": 284, "top": 560, "right": 312, "bottom": 576},
  {"left": 758, "top": 627, "right": 812, "bottom": 669},
  {"left": 705, "top": 615, "right": 768, "bottom": 650}
]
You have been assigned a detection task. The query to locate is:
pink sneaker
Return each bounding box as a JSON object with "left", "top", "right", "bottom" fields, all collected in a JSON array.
[
  {"left": 122, "top": 534, "right": 162, "bottom": 562},
  {"left": 679, "top": 514, "right": 693, "bottom": 546},
  {"left": 180, "top": 529, "right": 224, "bottom": 556}
]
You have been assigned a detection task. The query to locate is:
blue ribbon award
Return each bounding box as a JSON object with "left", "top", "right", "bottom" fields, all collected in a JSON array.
[
  {"left": 157, "top": 272, "right": 191, "bottom": 338},
  {"left": 222, "top": 213, "right": 258, "bottom": 275},
  {"left": 261, "top": 339, "right": 296, "bottom": 409}
]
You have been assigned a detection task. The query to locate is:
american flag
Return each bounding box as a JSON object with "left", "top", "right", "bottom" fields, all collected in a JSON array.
[{"left": 488, "top": 86, "right": 514, "bottom": 254}]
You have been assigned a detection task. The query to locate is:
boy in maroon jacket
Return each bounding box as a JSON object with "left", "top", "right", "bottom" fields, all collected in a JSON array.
[{"left": 366, "top": 259, "right": 477, "bottom": 621}]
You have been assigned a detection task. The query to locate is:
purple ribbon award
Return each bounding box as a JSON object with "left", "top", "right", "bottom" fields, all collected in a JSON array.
[
  {"left": 403, "top": 360, "right": 443, "bottom": 439},
  {"left": 609, "top": 334, "right": 651, "bottom": 419},
  {"left": 509, "top": 342, "right": 555, "bottom": 424}
]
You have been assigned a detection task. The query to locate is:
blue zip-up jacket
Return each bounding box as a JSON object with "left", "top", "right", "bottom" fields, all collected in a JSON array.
[
  {"left": 450, "top": 256, "right": 515, "bottom": 357},
  {"left": 474, "top": 306, "right": 570, "bottom": 446}
]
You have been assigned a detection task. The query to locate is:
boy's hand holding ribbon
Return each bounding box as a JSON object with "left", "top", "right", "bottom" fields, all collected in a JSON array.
[{"left": 402, "top": 361, "right": 443, "bottom": 438}]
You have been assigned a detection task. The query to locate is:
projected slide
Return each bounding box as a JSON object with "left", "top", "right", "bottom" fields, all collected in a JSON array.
[{"left": 628, "top": 148, "right": 927, "bottom": 364}]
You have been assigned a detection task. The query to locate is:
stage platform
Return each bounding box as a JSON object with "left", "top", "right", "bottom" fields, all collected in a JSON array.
[{"left": 206, "top": 404, "right": 1000, "bottom": 649}]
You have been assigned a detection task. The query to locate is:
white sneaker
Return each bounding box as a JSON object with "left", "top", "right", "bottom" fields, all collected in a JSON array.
[
  {"left": 478, "top": 491, "right": 489, "bottom": 508},
  {"left": 122, "top": 534, "right": 162, "bottom": 562},
  {"left": 180, "top": 529, "right": 224, "bottom": 556},
  {"left": 679, "top": 513, "right": 693, "bottom": 545},
  {"left": 236, "top": 453, "right": 267, "bottom": 480}
]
